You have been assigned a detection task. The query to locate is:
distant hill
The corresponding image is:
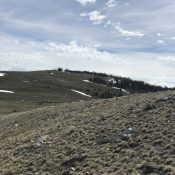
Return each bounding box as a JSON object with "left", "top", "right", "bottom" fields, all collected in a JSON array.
[
  {"left": 0, "top": 69, "right": 168, "bottom": 114},
  {"left": 64, "top": 69, "right": 167, "bottom": 94}
]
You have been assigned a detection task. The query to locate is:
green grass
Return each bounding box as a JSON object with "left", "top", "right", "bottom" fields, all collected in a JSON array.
[
  {"left": 0, "top": 70, "right": 169, "bottom": 115},
  {"left": 0, "top": 70, "right": 124, "bottom": 114}
]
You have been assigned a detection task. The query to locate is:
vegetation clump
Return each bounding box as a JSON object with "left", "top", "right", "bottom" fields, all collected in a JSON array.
[{"left": 0, "top": 90, "right": 175, "bottom": 174}]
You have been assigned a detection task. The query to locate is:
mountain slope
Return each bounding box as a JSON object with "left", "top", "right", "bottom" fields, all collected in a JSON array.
[
  {"left": 0, "top": 70, "right": 168, "bottom": 114},
  {"left": 0, "top": 70, "right": 124, "bottom": 114},
  {"left": 0, "top": 90, "right": 175, "bottom": 175}
]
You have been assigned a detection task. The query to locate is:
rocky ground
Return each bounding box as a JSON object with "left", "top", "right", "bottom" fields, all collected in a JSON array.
[{"left": 0, "top": 90, "right": 175, "bottom": 175}]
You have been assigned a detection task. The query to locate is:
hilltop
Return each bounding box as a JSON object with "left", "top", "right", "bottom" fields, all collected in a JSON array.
[
  {"left": 0, "top": 69, "right": 174, "bottom": 174},
  {"left": 0, "top": 90, "right": 175, "bottom": 174},
  {"left": 0, "top": 69, "right": 168, "bottom": 114}
]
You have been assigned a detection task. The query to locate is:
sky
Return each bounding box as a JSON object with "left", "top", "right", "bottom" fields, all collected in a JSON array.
[{"left": 0, "top": 0, "right": 175, "bottom": 87}]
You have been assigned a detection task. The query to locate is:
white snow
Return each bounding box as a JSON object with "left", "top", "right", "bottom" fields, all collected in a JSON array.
[
  {"left": 108, "top": 78, "right": 116, "bottom": 84},
  {"left": 0, "top": 90, "right": 14, "bottom": 94},
  {"left": 71, "top": 89, "right": 91, "bottom": 97},
  {"left": 122, "top": 89, "right": 130, "bottom": 94},
  {"left": 112, "top": 87, "right": 120, "bottom": 90},
  {"left": 83, "top": 79, "right": 130, "bottom": 94},
  {"left": 15, "top": 123, "right": 18, "bottom": 127},
  {"left": 112, "top": 87, "right": 130, "bottom": 94},
  {"left": 0, "top": 73, "right": 6, "bottom": 77},
  {"left": 83, "top": 80, "right": 106, "bottom": 87},
  {"left": 83, "top": 80, "right": 91, "bottom": 83}
]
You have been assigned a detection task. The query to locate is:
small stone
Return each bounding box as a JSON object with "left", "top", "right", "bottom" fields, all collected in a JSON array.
[{"left": 140, "top": 162, "right": 159, "bottom": 174}]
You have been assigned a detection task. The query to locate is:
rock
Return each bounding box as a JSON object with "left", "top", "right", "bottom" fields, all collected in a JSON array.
[
  {"left": 156, "top": 96, "right": 175, "bottom": 104},
  {"left": 143, "top": 104, "right": 156, "bottom": 111},
  {"left": 35, "top": 135, "right": 48, "bottom": 146},
  {"left": 121, "top": 133, "right": 132, "bottom": 141},
  {"left": 128, "top": 141, "right": 140, "bottom": 148},
  {"left": 121, "top": 128, "right": 136, "bottom": 141},
  {"left": 97, "top": 133, "right": 119, "bottom": 145},
  {"left": 97, "top": 128, "right": 137, "bottom": 144},
  {"left": 140, "top": 162, "right": 159, "bottom": 174},
  {"left": 61, "top": 155, "right": 87, "bottom": 167}
]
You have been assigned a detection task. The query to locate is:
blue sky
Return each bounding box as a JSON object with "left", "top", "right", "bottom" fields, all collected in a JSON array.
[{"left": 0, "top": 0, "right": 175, "bottom": 87}]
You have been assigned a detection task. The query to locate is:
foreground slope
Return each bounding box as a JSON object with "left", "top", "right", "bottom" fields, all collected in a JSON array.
[{"left": 0, "top": 90, "right": 175, "bottom": 174}]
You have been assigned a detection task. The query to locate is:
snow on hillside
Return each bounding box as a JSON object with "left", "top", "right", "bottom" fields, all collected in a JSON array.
[
  {"left": 83, "top": 80, "right": 130, "bottom": 94},
  {"left": 0, "top": 90, "right": 14, "bottom": 94},
  {"left": 83, "top": 80, "right": 106, "bottom": 87},
  {"left": 0, "top": 73, "right": 6, "bottom": 77},
  {"left": 83, "top": 80, "right": 91, "bottom": 83},
  {"left": 71, "top": 89, "right": 91, "bottom": 97},
  {"left": 112, "top": 87, "right": 130, "bottom": 94}
]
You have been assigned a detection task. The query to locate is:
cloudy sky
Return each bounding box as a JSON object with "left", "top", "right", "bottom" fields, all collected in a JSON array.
[{"left": 0, "top": 0, "right": 175, "bottom": 87}]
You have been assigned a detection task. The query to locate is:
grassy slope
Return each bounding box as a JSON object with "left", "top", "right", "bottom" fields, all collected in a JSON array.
[
  {"left": 0, "top": 90, "right": 175, "bottom": 174},
  {"left": 0, "top": 70, "right": 123, "bottom": 114}
]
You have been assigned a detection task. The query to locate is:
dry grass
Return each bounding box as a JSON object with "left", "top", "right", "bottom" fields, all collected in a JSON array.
[{"left": 0, "top": 90, "right": 175, "bottom": 174}]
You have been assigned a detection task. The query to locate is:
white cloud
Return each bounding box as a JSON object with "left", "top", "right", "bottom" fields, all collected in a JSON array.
[
  {"left": 93, "top": 43, "right": 101, "bottom": 48},
  {"left": 115, "top": 25, "right": 145, "bottom": 37},
  {"left": 157, "top": 40, "right": 165, "bottom": 44},
  {"left": 76, "top": 0, "right": 96, "bottom": 6},
  {"left": 106, "top": 0, "right": 117, "bottom": 8},
  {"left": 157, "top": 56, "right": 175, "bottom": 62},
  {"left": 124, "top": 3, "right": 130, "bottom": 6},
  {"left": 80, "top": 11, "right": 106, "bottom": 25},
  {"left": 0, "top": 36, "right": 175, "bottom": 87},
  {"left": 1, "top": 1, "right": 175, "bottom": 88},
  {"left": 80, "top": 13, "right": 87, "bottom": 17},
  {"left": 171, "top": 36, "right": 175, "bottom": 40},
  {"left": 157, "top": 33, "right": 162, "bottom": 37}
]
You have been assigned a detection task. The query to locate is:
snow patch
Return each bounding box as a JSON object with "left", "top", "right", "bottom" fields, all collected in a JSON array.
[
  {"left": 83, "top": 79, "right": 129, "bottom": 94},
  {"left": 112, "top": 87, "right": 129, "bottom": 94},
  {"left": 0, "top": 73, "right": 6, "bottom": 77},
  {"left": 71, "top": 89, "right": 91, "bottom": 97},
  {"left": 108, "top": 78, "right": 116, "bottom": 84},
  {"left": 0, "top": 90, "right": 14, "bottom": 94},
  {"left": 83, "top": 80, "right": 106, "bottom": 87},
  {"left": 83, "top": 80, "right": 91, "bottom": 83}
]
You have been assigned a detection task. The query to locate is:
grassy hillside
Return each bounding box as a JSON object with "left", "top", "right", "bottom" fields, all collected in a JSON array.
[
  {"left": 65, "top": 69, "right": 168, "bottom": 94},
  {"left": 0, "top": 90, "right": 175, "bottom": 174},
  {"left": 0, "top": 70, "right": 124, "bottom": 114},
  {"left": 0, "top": 70, "right": 168, "bottom": 114}
]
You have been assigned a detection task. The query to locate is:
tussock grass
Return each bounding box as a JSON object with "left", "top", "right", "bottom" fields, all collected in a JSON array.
[{"left": 0, "top": 89, "right": 175, "bottom": 174}]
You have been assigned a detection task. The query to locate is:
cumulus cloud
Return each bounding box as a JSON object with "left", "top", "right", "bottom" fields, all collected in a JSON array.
[
  {"left": 76, "top": 0, "right": 96, "bottom": 6},
  {"left": 0, "top": 37, "right": 119, "bottom": 71},
  {"left": 1, "top": 1, "right": 175, "bottom": 87},
  {"left": 80, "top": 10, "right": 106, "bottom": 24},
  {"left": 0, "top": 36, "right": 175, "bottom": 87}
]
